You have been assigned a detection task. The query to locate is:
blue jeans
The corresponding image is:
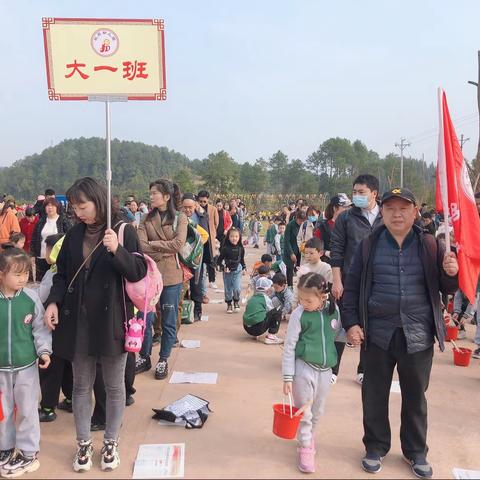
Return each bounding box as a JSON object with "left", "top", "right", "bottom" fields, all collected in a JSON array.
[
  {"left": 159, "top": 283, "right": 183, "bottom": 360},
  {"left": 223, "top": 264, "right": 242, "bottom": 302},
  {"left": 138, "top": 311, "right": 156, "bottom": 358}
]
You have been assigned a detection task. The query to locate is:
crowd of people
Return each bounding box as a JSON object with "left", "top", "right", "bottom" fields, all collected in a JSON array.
[{"left": 0, "top": 173, "right": 475, "bottom": 478}]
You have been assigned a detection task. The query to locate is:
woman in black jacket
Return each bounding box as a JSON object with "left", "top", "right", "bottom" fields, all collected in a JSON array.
[
  {"left": 44, "top": 177, "right": 146, "bottom": 473},
  {"left": 31, "top": 197, "right": 71, "bottom": 281}
]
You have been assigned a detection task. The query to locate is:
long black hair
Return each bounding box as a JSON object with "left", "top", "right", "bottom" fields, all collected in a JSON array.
[
  {"left": 148, "top": 179, "right": 181, "bottom": 223},
  {"left": 66, "top": 177, "right": 120, "bottom": 225}
]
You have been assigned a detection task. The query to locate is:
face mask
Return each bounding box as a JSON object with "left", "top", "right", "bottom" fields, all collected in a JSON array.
[
  {"left": 352, "top": 195, "right": 369, "bottom": 209},
  {"left": 308, "top": 216, "right": 318, "bottom": 223}
]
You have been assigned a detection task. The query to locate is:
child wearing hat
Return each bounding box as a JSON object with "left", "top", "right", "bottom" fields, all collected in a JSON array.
[{"left": 242, "top": 277, "right": 283, "bottom": 344}]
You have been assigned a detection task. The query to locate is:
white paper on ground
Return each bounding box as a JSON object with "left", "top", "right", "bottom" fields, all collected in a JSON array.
[
  {"left": 452, "top": 468, "right": 480, "bottom": 479},
  {"left": 390, "top": 380, "right": 401, "bottom": 393},
  {"left": 200, "top": 315, "right": 209, "bottom": 321},
  {"left": 180, "top": 340, "right": 201, "bottom": 349},
  {"left": 209, "top": 300, "right": 223, "bottom": 304},
  {"left": 133, "top": 443, "right": 185, "bottom": 479},
  {"left": 215, "top": 289, "right": 224, "bottom": 293},
  {"left": 169, "top": 371, "right": 218, "bottom": 384}
]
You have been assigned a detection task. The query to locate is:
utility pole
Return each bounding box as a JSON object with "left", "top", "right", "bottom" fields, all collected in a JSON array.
[
  {"left": 460, "top": 133, "right": 470, "bottom": 151},
  {"left": 468, "top": 50, "right": 480, "bottom": 190},
  {"left": 395, "top": 137, "right": 411, "bottom": 187}
]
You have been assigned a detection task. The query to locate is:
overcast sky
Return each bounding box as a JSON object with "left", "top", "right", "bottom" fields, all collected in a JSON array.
[{"left": 1, "top": 0, "right": 479, "bottom": 167}]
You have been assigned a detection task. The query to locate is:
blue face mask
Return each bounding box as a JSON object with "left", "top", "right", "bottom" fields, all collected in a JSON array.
[
  {"left": 308, "top": 216, "right": 318, "bottom": 223},
  {"left": 352, "top": 195, "right": 369, "bottom": 209}
]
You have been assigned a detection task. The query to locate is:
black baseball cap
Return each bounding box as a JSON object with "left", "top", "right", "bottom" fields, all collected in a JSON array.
[{"left": 381, "top": 187, "right": 417, "bottom": 206}]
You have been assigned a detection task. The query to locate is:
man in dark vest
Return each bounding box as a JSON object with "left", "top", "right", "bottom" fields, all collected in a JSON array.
[{"left": 342, "top": 187, "right": 458, "bottom": 479}]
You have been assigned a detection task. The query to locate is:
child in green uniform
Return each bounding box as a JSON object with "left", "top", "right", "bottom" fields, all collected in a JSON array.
[
  {"left": 243, "top": 277, "right": 283, "bottom": 344},
  {"left": 0, "top": 248, "right": 52, "bottom": 478},
  {"left": 282, "top": 272, "right": 342, "bottom": 474}
]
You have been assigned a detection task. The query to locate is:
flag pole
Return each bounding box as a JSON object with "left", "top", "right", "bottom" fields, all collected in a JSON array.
[
  {"left": 438, "top": 87, "right": 451, "bottom": 253},
  {"left": 106, "top": 100, "right": 112, "bottom": 231}
]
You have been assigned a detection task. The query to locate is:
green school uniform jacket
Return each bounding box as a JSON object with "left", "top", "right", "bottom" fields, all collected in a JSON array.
[
  {"left": 0, "top": 288, "right": 51, "bottom": 372},
  {"left": 282, "top": 304, "right": 341, "bottom": 381}
]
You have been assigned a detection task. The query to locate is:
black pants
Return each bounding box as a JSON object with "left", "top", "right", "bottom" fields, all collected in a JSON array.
[
  {"left": 286, "top": 265, "right": 294, "bottom": 287},
  {"left": 362, "top": 328, "right": 433, "bottom": 460},
  {"left": 244, "top": 308, "right": 282, "bottom": 336},
  {"left": 186, "top": 266, "right": 203, "bottom": 318},
  {"left": 91, "top": 352, "right": 136, "bottom": 424},
  {"left": 357, "top": 347, "right": 367, "bottom": 374},
  {"left": 332, "top": 341, "right": 346, "bottom": 376},
  {"left": 203, "top": 242, "right": 216, "bottom": 283},
  {"left": 39, "top": 355, "right": 73, "bottom": 409}
]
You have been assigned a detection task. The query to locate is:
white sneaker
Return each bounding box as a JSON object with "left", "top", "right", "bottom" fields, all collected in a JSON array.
[
  {"left": 356, "top": 373, "right": 364, "bottom": 385},
  {"left": 73, "top": 440, "right": 93, "bottom": 473},
  {"left": 331, "top": 373, "right": 338, "bottom": 385},
  {"left": 101, "top": 440, "right": 120, "bottom": 471},
  {"left": 209, "top": 282, "right": 218, "bottom": 289},
  {"left": 264, "top": 334, "right": 284, "bottom": 345},
  {"left": 457, "top": 330, "right": 467, "bottom": 340}
]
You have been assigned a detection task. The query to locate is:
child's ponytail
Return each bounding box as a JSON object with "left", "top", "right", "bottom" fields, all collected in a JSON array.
[{"left": 297, "top": 272, "right": 335, "bottom": 313}]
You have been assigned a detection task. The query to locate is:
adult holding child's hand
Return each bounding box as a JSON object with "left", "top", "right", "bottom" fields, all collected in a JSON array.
[
  {"left": 44, "top": 303, "right": 58, "bottom": 330},
  {"left": 341, "top": 187, "right": 458, "bottom": 478}
]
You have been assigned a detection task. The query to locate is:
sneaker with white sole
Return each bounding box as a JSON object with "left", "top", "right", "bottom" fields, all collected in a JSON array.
[
  {"left": 264, "top": 334, "right": 284, "bottom": 345},
  {"left": 154, "top": 359, "right": 168, "bottom": 380},
  {"left": 457, "top": 330, "right": 467, "bottom": 340},
  {"left": 403, "top": 456, "right": 433, "bottom": 479},
  {"left": 331, "top": 373, "right": 338, "bottom": 385},
  {"left": 472, "top": 347, "right": 480, "bottom": 359},
  {"left": 135, "top": 355, "right": 151, "bottom": 374},
  {"left": 100, "top": 440, "right": 120, "bottom": 472},
  {"left": 209, "top": 282, "right": 218, "bottom": 289},
  {"left": 0, "top": 450, "right": 15, "bottom": 469},
  {"left": 1, "top": 451, "right": 39, "bottom": 478},
  {"left": 361, "top": 453, "right": 383, "bottom": 474},
  {"left": 356, "top": 373, "right": 364, "bottom": 385},
  {"left": 73, "top": 440, "right": 93, "bottom": 473}
]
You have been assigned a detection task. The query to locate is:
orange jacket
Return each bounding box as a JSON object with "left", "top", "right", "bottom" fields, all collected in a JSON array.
[{"left": 0, "top": 209, "right": 21, "bottom": 246}]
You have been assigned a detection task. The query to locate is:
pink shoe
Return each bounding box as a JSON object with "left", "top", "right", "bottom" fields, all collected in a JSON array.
[{"left": 297, "top": 439, "right": 316, "bottom": 473}]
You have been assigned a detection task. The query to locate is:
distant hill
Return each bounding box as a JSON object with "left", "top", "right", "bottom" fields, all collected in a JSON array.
[{"left": 0, "top": 137, "right": 192, "bottom": 202}]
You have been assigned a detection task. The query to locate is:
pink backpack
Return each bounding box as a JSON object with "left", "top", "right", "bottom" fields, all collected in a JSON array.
[
  {"left": 118, "top": 223, "right": 163, "bottom": 353},
  {"left": 118, "top": 223, "right": 163, "bottom": 313}
]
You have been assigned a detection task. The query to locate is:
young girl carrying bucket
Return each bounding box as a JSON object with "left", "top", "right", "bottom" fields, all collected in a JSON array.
[{"left": 282, "top": 272, "right": 343, "bottom": 474}]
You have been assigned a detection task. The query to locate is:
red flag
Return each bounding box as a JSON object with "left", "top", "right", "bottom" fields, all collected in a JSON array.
[{"left": 436, "top": 88, "right": 480, "bottom": 303}]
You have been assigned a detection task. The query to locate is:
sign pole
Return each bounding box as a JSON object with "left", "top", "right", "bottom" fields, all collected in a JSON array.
[{"left": 105, "top": 100, "right": 112, "bottom": 230}]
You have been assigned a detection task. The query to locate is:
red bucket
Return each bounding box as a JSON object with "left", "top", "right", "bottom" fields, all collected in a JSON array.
[
  {"left": 453, "top": 347, "right": 472, "bottom": 367},
  {"left": 445, "top": 325, "right": 458, "bottom": 342},
  {"left": 273, "top": 395, "right": 303, "bottom": 440}
]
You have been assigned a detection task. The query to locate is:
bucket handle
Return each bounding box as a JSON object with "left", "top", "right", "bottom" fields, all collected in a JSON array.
[
  {"left": 282, "top": 392, "right": 293, "bottom": 419},
  {"left": 450, "top": 339, "right": 461, "bottom": 353}
]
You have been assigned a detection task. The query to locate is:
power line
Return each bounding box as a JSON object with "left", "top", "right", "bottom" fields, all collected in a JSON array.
[{"left": 405, "top": 112, "right": 478, "bottom": 143}]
